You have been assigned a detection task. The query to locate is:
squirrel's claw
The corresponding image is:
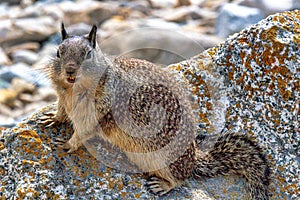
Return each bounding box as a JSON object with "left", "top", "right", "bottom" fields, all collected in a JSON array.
[
  {"left": 38, "top": 111, "right": 60, "bottom": 127},
  {"left": 43, "top": 111, "right": 57, "bottom": 117},
  {"left": 52, "top": 138, "right": 79, "bottom": 153},
  {"left": 145, "top": 176, "right": 170, "bottom": 196}
]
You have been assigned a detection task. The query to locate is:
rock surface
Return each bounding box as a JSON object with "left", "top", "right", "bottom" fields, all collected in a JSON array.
[
  {"left": 1, "top": 10, "right": 299, "bottom": 199},
  {"left": 215, "top": 3, "right": 264, "bottom": 38}
]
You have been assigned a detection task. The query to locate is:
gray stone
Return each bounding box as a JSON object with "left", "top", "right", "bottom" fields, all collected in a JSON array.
[
  {"left": 11, "top": 78, "right": 36, "bottom": 95},
  {"left": 153, "top": 5, "right": 216, "bottom": 23},
  {"left": 119, "top": 0, "right": 151, "bottom": 15},
  {"left": 0, "top": 63, "right": 47, "bottom": 87},
  {"left": 11, "top": 49, "right": 39, "bottom": 65},
  {"left": 0, "top": 0, "right": 21, "bottom": 5},
  {"left": 100, "top": 18, "right": 222, "bottom": 65},
  {"left": 0, "top": 89, "right": 18, "bottom": 107},
  {"left": 57, "top": 1, "right": 119, "bottom": 25},
  {"left": 148, "top": 0, "right": 177, "bottom": 8},
  {"left": 0, "top": 16, "right": 59, "bottom": 48},
  {"left": 0, "top": 114, "right": 16, "bottom": 128},
  {"left": 215, "top": 3, "right": 264, "bottom": 38},
  {"left": 234, "top": 0, "right": 300, "bottom": 15},
  {"left": 6, "top": 42, "right": 41, "bottom": 55},
  {"left": 0, "top": 47, "right": 11, "bottom": 66},
  {"left": 0, "top": 78, "right": 10, "bottom": 89}
]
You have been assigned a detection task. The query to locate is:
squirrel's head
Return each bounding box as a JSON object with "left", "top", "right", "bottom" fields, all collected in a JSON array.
[{"left": 55, "top": 23, "right": 99, "bottom": 84}]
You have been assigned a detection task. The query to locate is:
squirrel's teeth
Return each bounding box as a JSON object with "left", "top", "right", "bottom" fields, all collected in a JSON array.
[{"left": 67, "top": 76, "right": 76, "bottom": 83}]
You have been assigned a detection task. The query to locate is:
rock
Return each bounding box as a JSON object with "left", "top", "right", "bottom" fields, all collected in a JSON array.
[
  {"left": 153, "top": 5, "right": 216, "bottom": 23},
  {"left": 0, "top": 89, "right": 17, "bottom": 107},
  {"left": 215, "top": 3, "right": 264, "bottom": 38},
  {"left": 0, "top": 126, "right": 7, "bottom": 133},
  {"left": 0, "top": 0, "right": 22, "bottom": 5},
  {"left": 175, "top": 0, "right": 191, "bottom": 7},
  {"left": 18, "top": 93, "right": 36, "bottom": 104},
  {"left": 25, "top": 2, "right": 64, "bottom": 21},
  {"left": 199, "top": 0, "right": 228, "bottom": 11},
  {"left": 17, "top": 86, "right": 56, "bottom": 103},
  {"left": 11, "top": 49, "right": 39, "bottom": 65},
  {"left": 101, "top": 18, "right": 222, "bottom": 65},
  {"left": 0, "top": 78, "right": 10, "bottom": 89},
  {"left": 166, "top": 10, "right": 299, "bottom": 199},
  {"left": 20, "top": 0, "right": 35, "bottom": 8},
  {"left": 0, "top": 115, "right": 16, "bottom": 128},
  {"left": 6, "top": 42, "right": 41, "bottom": 54},
  {"left": 11, "top": 78, "right": 36, "bottom": 95},
  {"left": 22, "top": 101, "right": 50, "bottom": 116},
  {"left": 57, "top": 1, "right": 119, "bottom": 25},
  {"left": 0, "top": 4, "right": 22, "bottom": 20},
  {"left": 0, "top": 103, "right": 15, "bottom": 117},
  {"left": 119, "top": 0, "right": 151, "bottom": 15},
  {"left": 238, "top": 0, "right": 300, "bottom": 16},
  {"left": 0, "top": 47, "right": 11, "bottom": 66},
  {"left": 148, "top": 0, "right": 177, "bottom": 8},
  {"left": 0, "top": 63, "right": 46, "bottom": 87},
  {"left": 35, "top": 86, "right": 56, "bottom": 102},
  {"left": 0, "top": 16, "right": 59, "bottom": 48},
  {"left": 0, "top": 10, "right": 299, "bottom": 199}
]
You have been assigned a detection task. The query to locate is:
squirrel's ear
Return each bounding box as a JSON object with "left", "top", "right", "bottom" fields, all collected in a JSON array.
[
  {"left": 88, "top": 25, "right": 97, "bottom": 48},
  {"left": 61, "top": 23, "right": 69, "bottom": 41}
]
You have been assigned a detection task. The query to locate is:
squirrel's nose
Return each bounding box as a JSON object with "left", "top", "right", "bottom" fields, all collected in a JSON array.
[{"left": 65, "top": 65, "right": 78, "bottom": 75}]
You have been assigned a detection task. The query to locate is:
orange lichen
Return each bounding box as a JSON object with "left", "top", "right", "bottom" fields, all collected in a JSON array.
[
  {"left": 261, "top": 26, "right": 278, "bottom": 41},
  {"left": 207, "top": 47, "right": 217, "bottom": 56},
  {"left": 293, "top": 34, "right": 300, "bottom": 44},
  {"left": 17, "top": 187, "right": 39, "bottom": 199},
  {"left": 53, "top": 194, "right": 60, "bottom": 200},
  {"left": 0, "top": 142, "right": 4, "bottom": 151},
  {"left": 18, "top": 130, "right": 41, "bottom": 143},
  {"left": 21, "top": 160, "right": 36, "bottom": 165},
  {"left": 117, "top": 178, "right": 124, "bottom": 190},
  {"left": 0, "top": 167, "right": 5, "bottom": 176},
  {"left": 0, "top": 127, "right": 7, "bottom": 133},
  {"left": 107, "top": 177, "right": 116, "bottom": 189},
  {"left": 182, "top": 69, "right": 212, "bottom": 130},
  {"left": 121, "top": 192, "right": 127, "bottom": 197},
  {"left": 134, "top": 193, "right": 142, "bottom": 198},
  {"left": 168, "top": 64, "right": 183, "bottom": 71},
  {"left": 237, "top": 37, "right": 248, "bottom": 44}
]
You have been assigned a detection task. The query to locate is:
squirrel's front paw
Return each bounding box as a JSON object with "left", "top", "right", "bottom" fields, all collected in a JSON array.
[
  {"left": 53, "top": 137, "right": 82, "bottom": 153},
  {"left": 38, "top": 111, "right": 60, "bottom": 127}
]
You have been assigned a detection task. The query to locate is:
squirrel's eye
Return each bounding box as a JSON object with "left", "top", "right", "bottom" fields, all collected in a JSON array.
[
  {"left": 86, "top": 50, "right": 92, "bottom": 59},
  {"left": 56, "top": 50, "right": 60, "bottom": 58}
]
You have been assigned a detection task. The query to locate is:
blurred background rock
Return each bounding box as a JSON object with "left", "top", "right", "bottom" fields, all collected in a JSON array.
[{"left": 0, "top": 0, "right": 299, "bottom": 127}]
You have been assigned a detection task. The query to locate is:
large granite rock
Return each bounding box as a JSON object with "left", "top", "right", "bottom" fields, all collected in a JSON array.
[{"left": 0, "top": 10, "right": 299, "bottom": 199}]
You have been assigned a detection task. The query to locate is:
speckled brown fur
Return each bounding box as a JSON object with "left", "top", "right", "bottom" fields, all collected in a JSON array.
[{"left": 41, "top": 24, "right": 271, "bottom": 199}]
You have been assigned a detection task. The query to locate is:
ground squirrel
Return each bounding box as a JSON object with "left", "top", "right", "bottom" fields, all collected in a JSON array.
[{"left": 41, "top": 24, "right": 271, "bottom": 199}]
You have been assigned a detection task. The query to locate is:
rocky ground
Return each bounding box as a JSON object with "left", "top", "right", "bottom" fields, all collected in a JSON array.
[{"left": 1, "top": 0, "right": 299, "bottom": 128}]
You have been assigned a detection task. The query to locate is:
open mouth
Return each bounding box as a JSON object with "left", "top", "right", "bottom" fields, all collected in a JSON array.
[{"left": 67, "top": 76, "right": 76, "bottom": 83}]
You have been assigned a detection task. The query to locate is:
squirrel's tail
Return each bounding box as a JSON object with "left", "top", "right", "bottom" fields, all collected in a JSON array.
[{"left": 193, "top": 132, "right": 271, "bottom": 200}]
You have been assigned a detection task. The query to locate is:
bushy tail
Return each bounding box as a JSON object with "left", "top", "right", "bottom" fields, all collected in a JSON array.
[{"left": 193, "top": 132, "right": 271, "bottom": 200}]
